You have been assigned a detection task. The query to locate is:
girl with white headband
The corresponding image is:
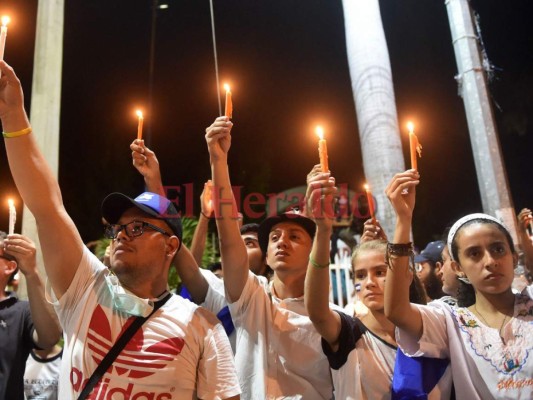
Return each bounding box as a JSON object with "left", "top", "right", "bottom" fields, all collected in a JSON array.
[{"left": 383, "top": 170, "right": 533, "bottom": 399}]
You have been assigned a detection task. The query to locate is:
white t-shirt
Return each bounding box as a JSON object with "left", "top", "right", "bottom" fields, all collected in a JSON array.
[
  {"left": 50, "top": 247, "right": 240, "bottom": 400},
  {"left": 200, "top": 269, "right": 236, "bottom": 353},
  {"left": 229, "top": 271, "right": 334, "bottom": 399},
  {"left": 24, "top": 349, "right": 62, "bottom": 400},
  {"left": 323, "top": 311, "right": 452, "bottom": 399},
  {"left": 397, "top": 290, "right": 533, "bottom": 399}
]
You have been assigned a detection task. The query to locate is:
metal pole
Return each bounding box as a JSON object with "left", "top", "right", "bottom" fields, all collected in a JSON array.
[
  {"left": 445, "top": 0, "right": 519, "bottom": 243},
  {"left": 147, "top": 0, "right": 158, "bottom": 148}
]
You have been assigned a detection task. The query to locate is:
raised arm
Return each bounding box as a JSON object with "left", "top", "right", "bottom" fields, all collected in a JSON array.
[
  {"left": 190, "top": 181, "right": 214, "bottom": 266},
  {"left": 205, "top": 117, "right": 248, "bottom": 303},
  {"left": 304, "top": 171, "right": 342, "bottom": 349},
  {"left": 0, "top": 61, "right": 83, "bottom": 299},
  {"left": 383, "top": 170, "right": 423, "bottom": 339},
  {"left": 131, "top": 139, "right": 165, "bottom": 196},
  {"left": 130, "top": 139, "right": 211, "bottom": 301},
  {"left": 4, "top": 234, "right": 61, "bottom": 348},
  {"left": 517, "top": 208, "right": 533, "bottom": 275},
  {"left": 361, "top": 218, "right": 388, "bottom": 243},
  {"left": 173, "top": 244, "right": 209, "bottom": 304}
]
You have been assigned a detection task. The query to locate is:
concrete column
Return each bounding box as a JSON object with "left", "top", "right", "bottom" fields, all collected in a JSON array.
[
  {"left": 19, "top": 0, "right": 64, "bottom": 299},
  {"left": 342, "top": 0, "right": 406, "bottom": 238}
]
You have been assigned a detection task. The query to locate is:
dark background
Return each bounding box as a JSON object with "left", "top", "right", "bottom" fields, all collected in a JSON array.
[{"left": 0, "top": 0, "right": 531, "bottom": 246}]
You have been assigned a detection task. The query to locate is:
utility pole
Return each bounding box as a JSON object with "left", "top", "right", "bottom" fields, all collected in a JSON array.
[{"left": 445, "top": 0, "right": 518, "bottom": 242}]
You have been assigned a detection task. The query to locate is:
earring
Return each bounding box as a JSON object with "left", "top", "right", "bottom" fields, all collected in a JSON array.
[{"left": 458, "top": 275, "right": 471, "bottom": 285}]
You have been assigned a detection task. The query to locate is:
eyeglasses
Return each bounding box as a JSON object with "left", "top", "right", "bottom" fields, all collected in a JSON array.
[{"left": 104, "top": 220, "right": 171, "bottom": 240}]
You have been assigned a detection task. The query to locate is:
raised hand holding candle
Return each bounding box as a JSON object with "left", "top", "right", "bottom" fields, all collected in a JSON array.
[
  {"left": 0, "top": 16, "right": 10, "bottom": 61},
  {"left": 136, "top": 110, "right": 144, "bottom": 141},
  {"left": 7, "top": 199, "right": 15, "bottom": 235},
  {"left": 316, "top": 126, "right": 329, "bottom": 172},
  {"left": 407, "top": 121, "right": 422, "bottom": 171},
  {"left": 364, "top": 184, "right": 375, "bottom": 222},
  {"left": 224, "top": 84, "right": 233, "bottom": 119}
]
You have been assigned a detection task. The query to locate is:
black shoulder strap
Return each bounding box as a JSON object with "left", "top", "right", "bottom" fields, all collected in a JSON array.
[{"left": 77, "top": 293, "right": 172, "bottom": 400}]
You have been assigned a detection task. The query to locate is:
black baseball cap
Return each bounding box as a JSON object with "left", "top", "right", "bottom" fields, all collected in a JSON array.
[{"left": 258, "top": 212, "right": 316, "bottom": 253}]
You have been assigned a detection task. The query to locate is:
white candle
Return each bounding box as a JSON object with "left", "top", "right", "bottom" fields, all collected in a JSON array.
[
  {"left": 0, "top": 16, "right": 10, "bottom": 61},
  {"left": 8, "top": 199, "right": 15, "bottom": 235}
]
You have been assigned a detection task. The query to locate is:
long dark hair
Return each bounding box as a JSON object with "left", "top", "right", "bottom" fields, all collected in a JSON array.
[{"left": 450, "top": 218, "right": 516, "bottom": 307}]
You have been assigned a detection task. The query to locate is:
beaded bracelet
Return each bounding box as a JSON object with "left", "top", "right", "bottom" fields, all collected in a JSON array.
[
  {"left": 3, "top": 127, "right": 32, "bottom": 139},
  {"left": 309, "top": 255, "right": 329, "bottom": 269},
  {"left": 386, "top": 242, "right": 415, "bottom": 271}
]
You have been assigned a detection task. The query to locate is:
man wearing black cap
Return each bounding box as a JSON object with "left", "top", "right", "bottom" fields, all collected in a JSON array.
[
  {"left": 206, "top": 116, "right": 335, "bottom": 399},
  {"left": 415, "top": 241, "right": 446, "bottom": 302},
  {"left": 0, "top": 62, "right": 239, "bottom": 399}
]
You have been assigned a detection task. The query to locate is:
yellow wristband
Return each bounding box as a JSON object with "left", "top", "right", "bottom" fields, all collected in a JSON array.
[
  {"left": 3, "top": 127, "right": 32, "bottom": 138},
  {"left": 309, "top": 255, "right": 329, "bottom": 269}
]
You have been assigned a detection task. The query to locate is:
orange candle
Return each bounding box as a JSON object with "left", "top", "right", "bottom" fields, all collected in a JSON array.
[
  {"left": 407, "top": 121, "right": 422, "bottom": 171},
  {"left": 7, "top": 198, "right": 15, "bottom": 235},
  {"left": 136, "top": 110, "right": 144, "bottom": 141},
  {"left": 224, "top": 84, "right": 233, "bottom": 119},
  {"left": 364, "top": 184, "right": 375, "bottom": 222},
  {"left": 316, "top": 126, "right": 329, "bottom": 172}
]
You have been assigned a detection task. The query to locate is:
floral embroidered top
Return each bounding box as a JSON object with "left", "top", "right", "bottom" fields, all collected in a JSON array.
[{"left": 396, "top": 290, "right": 533, "bottom": 400}]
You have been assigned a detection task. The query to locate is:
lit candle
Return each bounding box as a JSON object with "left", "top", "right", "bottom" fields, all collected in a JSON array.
[
  {"left": 136, "top": 110, "right": 143, "bottom": 141},
  {"left": 316, "top": 126, "right": 329, "bottom": 172},
  {"left": 407, "top": 121, "right": 422, "bottom": 171},
  {"left": 224, "top": 84, "right": 233, "bottom": 119},
  {"left": 0, "top": 16, "right": 10, "bottom": 62},
  {"left": 7, "top": 199, "right": 15, "bottom": 235},
  {"left": 363, "top": 184, "right": 375, "bottom": 222}
]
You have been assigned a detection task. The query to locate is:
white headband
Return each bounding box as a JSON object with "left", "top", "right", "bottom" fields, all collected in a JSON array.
[{"left": 446, "top": 213, "right": 509, "bottom": 262}]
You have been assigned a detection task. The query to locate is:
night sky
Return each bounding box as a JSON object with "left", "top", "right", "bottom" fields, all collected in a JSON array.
[{"left": 0, "top": 0, "right": 532, "bottom": 247}]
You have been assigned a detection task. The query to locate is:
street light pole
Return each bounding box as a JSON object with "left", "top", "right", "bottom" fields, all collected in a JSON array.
[{"left": 147, "top": 0, "right": 158, "bottom": 148}]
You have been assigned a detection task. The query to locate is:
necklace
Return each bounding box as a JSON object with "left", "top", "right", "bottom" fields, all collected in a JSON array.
[{"left": 473, "top": 303, "right": 512, "bottom": 344}]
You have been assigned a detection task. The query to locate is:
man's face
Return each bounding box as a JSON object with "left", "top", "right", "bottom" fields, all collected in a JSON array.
[
  {"left": 265, "top": 222, "right": 312, "bottom": 275},
  {"left": 415, "top": 261, "right": 432, "bottom": 283},
  {"left": 241, "top": 232, "right": 266, "bottom": 276},
  {"left": 416, "top": 260, "right": 444, "bottom": 300},
  {"left": 110, "top": 208, "right": 174, "bottom": 281}
]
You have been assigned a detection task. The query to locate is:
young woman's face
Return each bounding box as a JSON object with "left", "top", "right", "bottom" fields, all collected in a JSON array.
[
  {"left": 353, "top": 250, "right": 388, "bottom": 311},
  {"left": 455, "top": 222, "right": 517, "bottom": 295}
]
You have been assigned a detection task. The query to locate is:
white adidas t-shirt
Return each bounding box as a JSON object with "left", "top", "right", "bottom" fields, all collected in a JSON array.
[
  {"left": 50, "top": 247, "right": 240, "bottom": 399},
  {"left": 397, "top": 290, "right": 533, "bottom": 399},
  {"left": 229, "top": 271, "right": 334, "bottom": 399}
]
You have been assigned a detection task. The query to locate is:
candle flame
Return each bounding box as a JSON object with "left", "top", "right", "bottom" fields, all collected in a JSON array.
[
  {"left": 315, "top": 126, "right": 324, "bottom": 140},
  {"left": 363, "top": 184, "right": 369, "bottom": 191},
  {"left": 407, "top": 121, "right": 414, "bottom": 134},
  {"left": 136, "top": 110, "right": 143, "bottom": 118},
  {"left": 7, "top": 198, "right": 14, "bottom": 207},
  {"left": 223, "top": 83, "right": 231, "bottom": 92},
  {"left": 1, "top": 16, "right": 10, "bottom": 27}
]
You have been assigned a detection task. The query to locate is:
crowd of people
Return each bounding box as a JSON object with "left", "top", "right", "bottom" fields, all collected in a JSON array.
[{"left": 1, "top": 59, "right": 532, "bottom": 399}]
